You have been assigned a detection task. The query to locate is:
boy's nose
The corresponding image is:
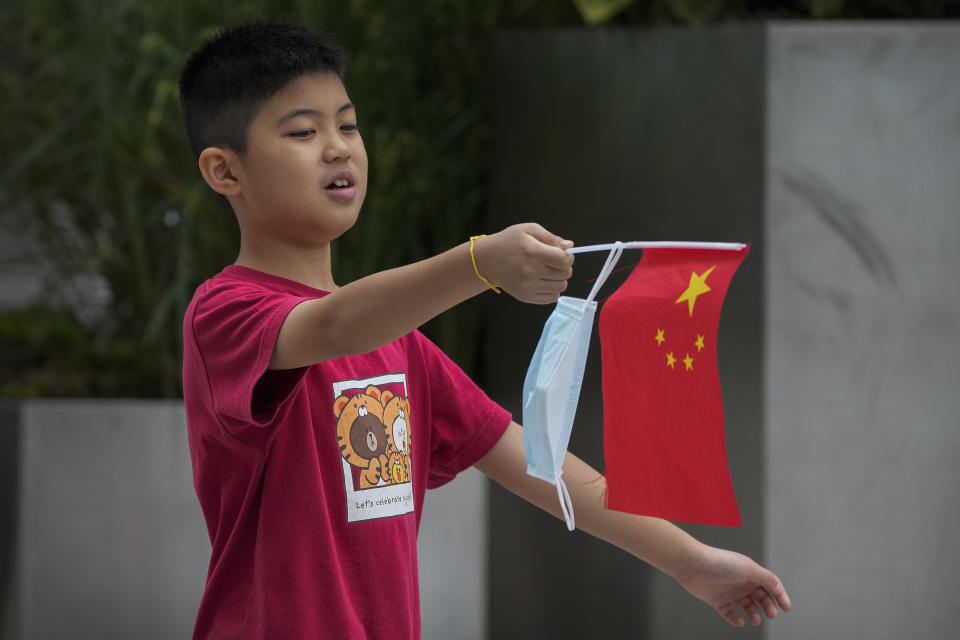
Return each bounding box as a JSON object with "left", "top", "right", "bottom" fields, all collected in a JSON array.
[{"left": 323, "top": 136, "right": 351, "bottom": 162}]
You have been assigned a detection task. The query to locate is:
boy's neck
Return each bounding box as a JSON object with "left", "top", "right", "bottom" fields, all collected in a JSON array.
[{"left": 235, "top": 236, "right": 337, "bottom": 291}]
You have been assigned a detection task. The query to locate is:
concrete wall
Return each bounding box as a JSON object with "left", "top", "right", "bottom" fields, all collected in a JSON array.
[
  {"left": 0, "top": 400, "right": 487, "bottom": 639},
  {"left": 483, "top": 23, "right": 960, "bottom": 640},
  {"left": 418, "top": 468, "right": 487, "bottom": 640},
  {"left": 484, "top": 27, "right": 766, "bottom": 640},
  {"left": 0, "top": 401, "right": 207, "bottom": 640},
  {"left": 764, "top": 24, "right": 960, "bottom": 640}
]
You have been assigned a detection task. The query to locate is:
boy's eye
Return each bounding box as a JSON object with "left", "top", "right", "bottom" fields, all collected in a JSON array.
[
  {"left": 340, "top": 123, "right": 359, "bottom": 132},
  {"left": 288, "top": 129, "right": 315, "bottom": 138}
]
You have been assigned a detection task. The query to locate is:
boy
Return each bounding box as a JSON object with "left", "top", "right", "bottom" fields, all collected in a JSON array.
[{"left": 179, "top": 20, "right": 790, "bottom": 640}]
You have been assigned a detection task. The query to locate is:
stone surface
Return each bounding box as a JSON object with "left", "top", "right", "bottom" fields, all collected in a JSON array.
[
  {"left": 417, "top": 468, "right": 487, "bottom": 640},
  {"left": 485, "top": 27, "right": 766, "bottom": 640},
  {"left": 764, "top": 23, "right": 960, "bottom": 640},
  {"left": 484, "top": 23, "right": 960, "bottom": 640},
  {"left": 2, "top": 401, "right": 207, "bottom": 640},
  {"left": 0, "top": 400, "right": 487, "bottom": 639}
]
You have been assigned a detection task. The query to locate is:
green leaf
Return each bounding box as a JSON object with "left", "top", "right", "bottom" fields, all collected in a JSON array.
[{"left": 573, "top": 0, "right": 637, "bottom": 24}]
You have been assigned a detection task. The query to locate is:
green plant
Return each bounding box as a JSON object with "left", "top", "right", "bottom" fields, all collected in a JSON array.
[
  {"left": 3, "top": 0, "right": 955, "bottom": 397},
  {"left": 1, "top": 0, "right": 236, "bottom": 396},
  {"left": 0, "top": 0, "right": 581, "bottom": 397},
  {"left": 575, "top": 0, "right": 960, "bottom": 23}
]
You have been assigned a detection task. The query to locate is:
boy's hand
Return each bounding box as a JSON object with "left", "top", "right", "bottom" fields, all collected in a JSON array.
[
  {"left": 474, "top": 223, "right": 575, "bottom": 304},
  {"left": 674, "top": 545, "right": 792, "bottom": 627}
]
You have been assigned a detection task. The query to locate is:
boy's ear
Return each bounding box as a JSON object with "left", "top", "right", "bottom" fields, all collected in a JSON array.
[{"left": 197, "top": 146, "right": 242, "bottom": 197}]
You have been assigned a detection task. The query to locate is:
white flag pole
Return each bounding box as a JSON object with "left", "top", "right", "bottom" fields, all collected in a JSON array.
[{"left": 565, "top": 241, "right": 747, "bottom": 254}]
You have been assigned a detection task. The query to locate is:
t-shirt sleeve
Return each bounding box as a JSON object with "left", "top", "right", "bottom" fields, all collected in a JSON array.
[
  {"left": 411, "top": 332, "right": 512, "bottom": 489},
  {"left": 191, "top": 281, "right": 313, "bottom": 428}
]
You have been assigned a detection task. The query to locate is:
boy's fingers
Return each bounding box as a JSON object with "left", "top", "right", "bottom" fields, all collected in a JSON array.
[
  {"left": 541, "top": 264, "right": 574, "bottom": 280},
  {"left": 758, "top": 592, "right": 780, "bottom": 619},
  {"left": 522, "top": 223, "right": 574, "bottom": 252},
  {"left": 717, "top": 603, "right": 745, "bottom": 628},
  {"left": 522, "top": 222, "right": 564, "bottom": 245},
  {"left": 537, "top": 279, "right": 568, "bottom": 294},
  {"left": 764, "top": 574, "right": 791, "bottom": 611},
  {"left": 525, "top": 290, "right": 560, "bottom": 304},
  {"left": 737, "top": 597, "right": 763, "bottom": 626},
  {"left": 536, "top": 244, "right": 575, "bottom": 271}
]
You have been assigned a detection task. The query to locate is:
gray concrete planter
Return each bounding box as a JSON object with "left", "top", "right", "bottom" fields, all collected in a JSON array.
[
  {"left": 0, "top": 399, "right": 489, "bottom": 640},
  {"left": 1, "top": 400, "right": 207, "bottom": 640}
]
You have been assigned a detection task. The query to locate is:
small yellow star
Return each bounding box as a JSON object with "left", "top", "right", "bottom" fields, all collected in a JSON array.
[
  {"left": 654, "top": 329, "right": 666, "bottom": 346},
  {"left": 683, "top": 353, "right": 694, "bottom": 370},
  {"left": 666, "top": 351, "right": 677, "bottom": 369},
  {"left": 675, "top": 266, "right": 716, "bottom": 317},
  {"left": 694, "top": 334, "right": 705, "bottom": 351}
]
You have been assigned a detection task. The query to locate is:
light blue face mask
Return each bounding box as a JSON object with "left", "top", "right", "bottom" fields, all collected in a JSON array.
[{"left": 522, "top": 242, "right": 623, "bottom": 531}]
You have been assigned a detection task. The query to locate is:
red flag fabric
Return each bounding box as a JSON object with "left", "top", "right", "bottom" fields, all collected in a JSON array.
[{"left": 599, "top": 246, "right": 749, "bottom": 527}]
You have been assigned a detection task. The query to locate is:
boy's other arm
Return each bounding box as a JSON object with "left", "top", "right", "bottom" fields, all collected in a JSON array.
[
  {"left": 270, "top": 223, "right": 573, "bottom": 369},
  {"left": 474, "top": 422, "right": 792, "bottom": 628}
]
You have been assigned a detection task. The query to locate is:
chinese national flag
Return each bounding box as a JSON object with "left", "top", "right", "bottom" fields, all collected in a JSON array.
[{"left": 599, "top": 246, "right": 749, "bottom": 527}]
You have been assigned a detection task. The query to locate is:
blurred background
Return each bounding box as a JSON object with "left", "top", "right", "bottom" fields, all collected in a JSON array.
[{"left": 2, "top": 0, "right": 959, "bottom": 638}]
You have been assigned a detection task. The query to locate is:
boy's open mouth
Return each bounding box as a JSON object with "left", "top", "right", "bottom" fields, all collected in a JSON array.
[
  {"left": 325, "top": 172, "right": 355, "bottom": 190},
  {"left": 326, "top": 178, "right": 352, "bottom": 190},
  {"left": 323, "top": 171, "right": 357, "bottom": 200}
]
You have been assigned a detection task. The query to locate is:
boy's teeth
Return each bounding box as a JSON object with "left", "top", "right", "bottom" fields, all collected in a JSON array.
[{"left": 333, "top": 179, "right": 349, "bottom": 187}]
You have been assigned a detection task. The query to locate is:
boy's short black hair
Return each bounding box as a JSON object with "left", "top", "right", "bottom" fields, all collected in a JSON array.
[{"left": 179, "top": 20, "right": 347, "bottom": 159}]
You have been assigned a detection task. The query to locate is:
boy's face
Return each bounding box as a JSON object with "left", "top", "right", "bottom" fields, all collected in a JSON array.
[{"left": 232, "top": 72, "right": 368, "bottom": 246}]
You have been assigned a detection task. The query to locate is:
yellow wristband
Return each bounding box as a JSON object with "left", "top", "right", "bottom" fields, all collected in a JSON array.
[{"left": 469, "top": 235, "right": 501, "bottom": 294}]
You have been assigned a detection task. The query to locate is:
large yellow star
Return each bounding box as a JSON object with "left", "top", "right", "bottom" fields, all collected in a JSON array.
[
  {"left": 654, "top": 328, "right": 666, "bottom": 346},
  {"left": 666, "top": 351, "right": 677, "bottom": 369},
  {"left": 683, "top": 353, "right": 694, "bottom": 370},
  {"left": 675, "top": 266, "right": 716, "bottom": 317}
]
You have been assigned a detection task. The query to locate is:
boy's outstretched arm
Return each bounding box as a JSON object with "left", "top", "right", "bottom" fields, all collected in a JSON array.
[
  {"left": 474, "top": 421, "right": 792, "bottom": 628},
  {"left": 270, "top": 224, "right": 573, "bottom": 369}
]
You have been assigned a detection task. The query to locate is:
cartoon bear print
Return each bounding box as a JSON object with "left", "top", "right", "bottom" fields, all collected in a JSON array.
[
  {"left": 333, "top": 388, "right": 389, "bottom": 489},
  {"left": 381, "top": 391, "right": 412, "bottom": 485}
]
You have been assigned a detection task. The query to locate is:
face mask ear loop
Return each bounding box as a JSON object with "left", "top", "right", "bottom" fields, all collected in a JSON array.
[
  {"left": 585, "top": 241, "right": 624, "bottom": 305},
  {"left": 557, "top": 475, "right": 575, "bottom": 531}
]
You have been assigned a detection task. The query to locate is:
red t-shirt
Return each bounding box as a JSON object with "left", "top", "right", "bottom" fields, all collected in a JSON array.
[{"left": 182, "top": 265, "right": 510, "bottom": 639}]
